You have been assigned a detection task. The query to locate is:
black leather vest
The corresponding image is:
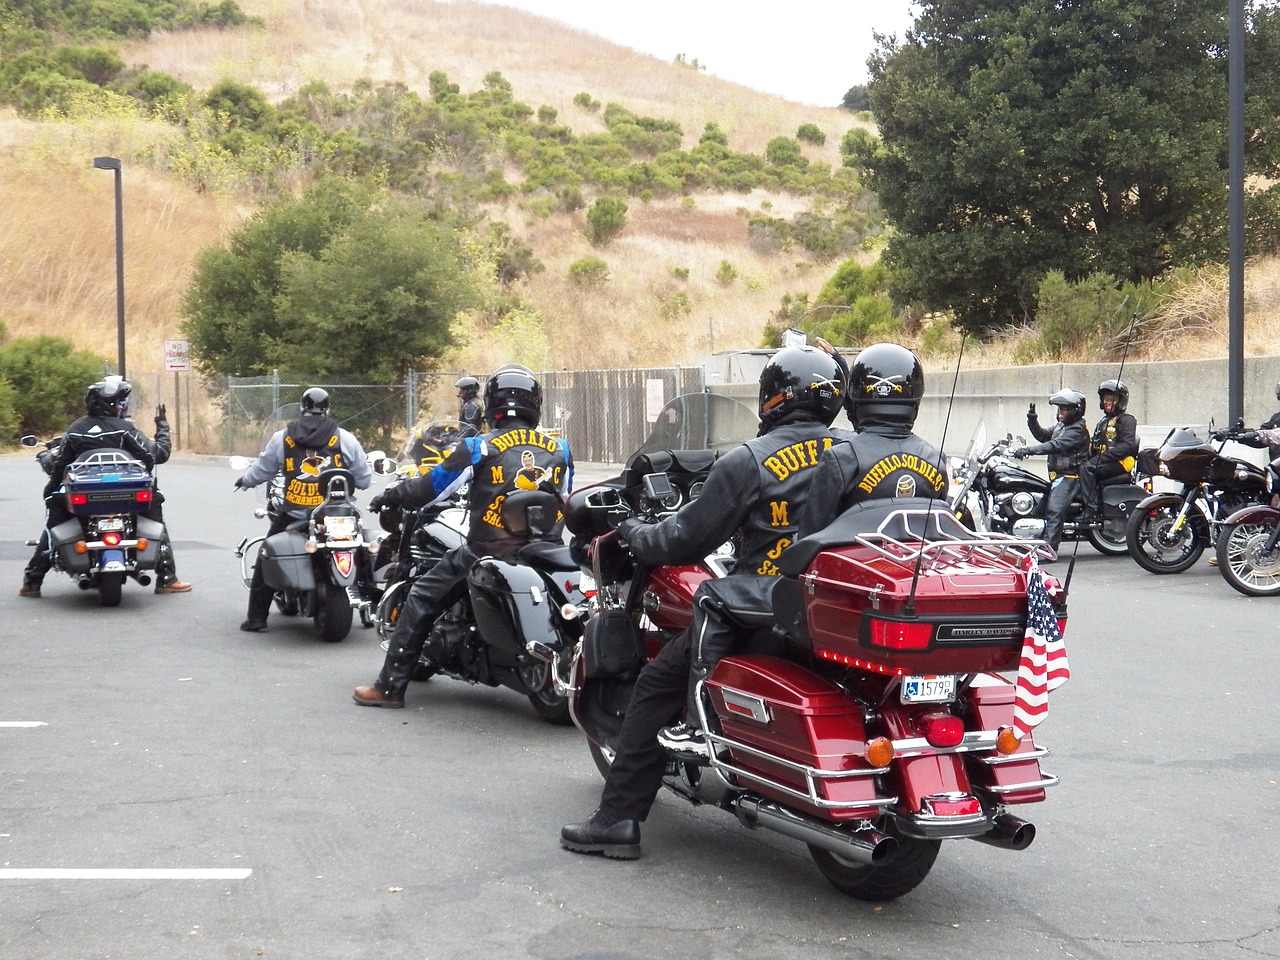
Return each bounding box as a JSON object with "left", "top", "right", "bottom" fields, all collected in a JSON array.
[
  {"left": 468, "top": 426, "right": 570, "bottom": 544},
  {"left": 282, "top": 418, "right": 342, "bottom": 510}
]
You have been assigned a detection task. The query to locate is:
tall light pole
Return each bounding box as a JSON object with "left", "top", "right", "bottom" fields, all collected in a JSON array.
[
  {"left": 1228, "top": 0, "right": 1244, "bottom": 424},
  {"left": 92, "top": 156, "right": 126, "bottom": 378}
]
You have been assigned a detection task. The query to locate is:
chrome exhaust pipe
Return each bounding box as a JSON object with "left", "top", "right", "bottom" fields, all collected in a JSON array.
[
  {"left": 971, "top": 813, "right": 1036, "bottom": 851},
  {"left": 735, "top": 796, "right": 898, "bottom": 866}
]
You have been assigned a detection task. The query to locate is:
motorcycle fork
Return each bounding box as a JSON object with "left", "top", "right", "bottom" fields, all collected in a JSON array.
[{"left": 1168, "top": 488, "right": 1201, "bottom": 533}]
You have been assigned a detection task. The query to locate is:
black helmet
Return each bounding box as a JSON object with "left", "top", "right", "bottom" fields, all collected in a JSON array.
[
  {"left": 1098, "top": 379, "right": 1129, "bottom": 414},
  {"left": 846, "top": 343, "right": 925, "bottom": 428},
  {"left": 484, "top": 364, "right": 541, "bottom": 427},
  {"left": 85, "top": 376, "right": 131, "bottom": 417},
  {"left": 1048, "top": 388, "right": 1086, "bottom": 424},
  {"left": 757, "top": 345, "right": 844, "bottom": 428},
  {"left": 455, "top": 375, "right": 480, "bottom": 398},
  {"left": 300, "top": 387, "right": 330, "bottom": 416}
]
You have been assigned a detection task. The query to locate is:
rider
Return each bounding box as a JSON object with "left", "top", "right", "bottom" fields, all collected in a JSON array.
[
  {"left": 352, "top": 364, "right": 573, "bottom": 709},
  {"left": 1260, "top": 381, "right": 1280, "bottom": 461},
  {"left": 795, "top": 342, "right": 949, "bottom": 539},
  {"left": 559, "top": 344, "right": 846, "bottom": 859},
  {"left": 19, "top": 377, "right": 190, "bottom": 597},
  {"left": 1008, "top": 389, "right": 1089, "bottom": 559},
  {"left": 234, "top": 387, "right": 373, "bottom": 632},
  {"left": 1078, "top": 379, "right": 1139, "bottom": 520},
  {"left": 455, "top": 375, "right": 484, "bottom": 432}
]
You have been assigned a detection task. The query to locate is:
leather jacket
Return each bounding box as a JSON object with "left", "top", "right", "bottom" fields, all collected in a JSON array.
[{"left": 1025, "top": 414, "right": 1088, "bottom": 477}]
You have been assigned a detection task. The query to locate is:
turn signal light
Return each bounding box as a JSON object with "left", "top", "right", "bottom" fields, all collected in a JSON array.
[
  {"left": 866, "top": 618, "right": 933, "bottom": 650},
  {"left": 136, "top": 538, "right": 149, "bottom": 551},
  {"left": 304, "top": 539, "right": 318, "bottom": 554},
  {"left": 996, "top": 725, "right": 1022, "bottom": 755},
  {"left": 74, "top": 541, "right": 88, "bottom": 554},
  {"left": 865, "top": 736, "right": 894, "bottom": 767}
]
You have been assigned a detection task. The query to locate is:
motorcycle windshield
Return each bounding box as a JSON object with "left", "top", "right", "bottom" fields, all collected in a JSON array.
[
  {"left": 1158, "top": 426, "right": 1211, "bottom": 460},
  {"left": 399, "top": 418, "right": 478, "bottom": 469},
  {"left": 627, "top": 394, "right": 758, "bottom": 465}
]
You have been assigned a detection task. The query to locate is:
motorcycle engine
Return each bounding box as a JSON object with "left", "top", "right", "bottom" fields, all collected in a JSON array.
[
  {"left": 1010, "top": 517, "right": 1047, "bottom": 539},
  {"left": 1007, "top": 491, "right": 1039, "bottom": 517}
]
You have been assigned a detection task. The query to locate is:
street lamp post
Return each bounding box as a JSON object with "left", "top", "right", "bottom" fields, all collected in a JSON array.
[{"left": 92, "top": 156, "right": 126, "bottom": 378}]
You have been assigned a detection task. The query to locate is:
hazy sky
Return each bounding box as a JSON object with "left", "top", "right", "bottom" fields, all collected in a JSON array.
[{"left": 474, "top": 0, "right": 920, "bottom": 107}]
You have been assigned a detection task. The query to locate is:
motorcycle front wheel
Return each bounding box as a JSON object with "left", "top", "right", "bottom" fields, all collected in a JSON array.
[
  {"left": 808, "top": 834, "right": 940, "bottom": 902},
  {"left": 1126, "top": 497, "right": 1204, "bottom": 573},
  {"left": 1216, "top": 517, "right": 1280, "bottom": 596}
]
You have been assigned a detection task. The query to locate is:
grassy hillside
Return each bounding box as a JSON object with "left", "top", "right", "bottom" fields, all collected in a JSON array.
[{"left": 2, "top": 0, "right": 1278, "bottom": 401}]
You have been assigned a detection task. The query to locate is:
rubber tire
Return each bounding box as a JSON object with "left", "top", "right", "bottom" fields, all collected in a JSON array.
[
  {"left": 808, "top": 835, "right": 941, "bottom": 902},
  {"left": 1216, "top": 517, "right": 1280, "bottom": 597},
  {"left": 314, "top": 581, "right": 353, "bottom": 642},
  {"left": 520, "top": 659, "right": 573, "bottom": 725},
  {"left": 1085, "top": 513, "right": 1131, "bottom": 556},
  {"left": 274, "top": 592, "right": 300, "bottom": 616},
  {"left": 98, "top": 571, "right": 123, "bottom": 608},
  {"left": 588, "top": 741, "right": 616, "bottom": 780},
  {"left": 1125, "top": 498, "right": 1204, "bottom": 573}
]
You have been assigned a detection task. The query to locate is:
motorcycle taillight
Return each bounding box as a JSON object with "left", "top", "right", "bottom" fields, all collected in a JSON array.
[{"left": 866, "top": 618, "right": 933, "bottom": 650}]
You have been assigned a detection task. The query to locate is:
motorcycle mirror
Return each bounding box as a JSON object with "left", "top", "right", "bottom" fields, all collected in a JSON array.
[
  {"left": 373, "top": 457, "right": 399, "bottom": 475},
  {"left": 228, "top": 455, "right": 253, "bottom": 470},
  {"left": 19, "top": 435, "right": 37, "bottom": 448}
]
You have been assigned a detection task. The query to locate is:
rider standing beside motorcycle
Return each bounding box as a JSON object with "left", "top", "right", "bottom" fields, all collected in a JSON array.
[
  {"left": 455, "top": 375, "right": 484, "bottom": 432},
  {"left": 560, "top": 345, "right": 847, "bottom": 859},
  {"left": 1078, "top": 379, "right": 1139, "bottom": 519},
  {"left": 19, "top": 377, "right": 190, "bottom": 597},
  {"left": 235, "top": 387, "right": 373, "bottom": 632},
  {"left": 352, "top": 364, "right": 573, "bottom": 709},
  {"left": 1008, "top": 389, "right": 1089, "bottom": 558}
]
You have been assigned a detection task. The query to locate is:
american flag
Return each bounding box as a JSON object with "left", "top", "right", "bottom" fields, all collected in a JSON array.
[{"left": 1012, "top": 559, "right": 1071, "bottom": 739}]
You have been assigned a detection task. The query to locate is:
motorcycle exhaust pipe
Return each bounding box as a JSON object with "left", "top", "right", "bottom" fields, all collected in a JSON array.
[
  {"left": 971, "top": 813, "right": 1036, "bottom": 851},
  {"left": 734, "top": 796, "right": 897, "bottom": 866}
]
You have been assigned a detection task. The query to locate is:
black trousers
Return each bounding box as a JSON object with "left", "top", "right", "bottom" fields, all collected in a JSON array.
[
  {"left": 684, "top": 575, "right": 774, "bottom": 725},
  {"left": 376, "top": 542, "right": 481, "bottom": 697},
  {"left": 1079, "top": 459, "right": 1127, "bottom": 512}
]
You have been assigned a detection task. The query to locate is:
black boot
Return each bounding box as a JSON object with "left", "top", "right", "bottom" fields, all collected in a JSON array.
[{"left": 560, "top": 810, "right": 642, "bottom": 859}]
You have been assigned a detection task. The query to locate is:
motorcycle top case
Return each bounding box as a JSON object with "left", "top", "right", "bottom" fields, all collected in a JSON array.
[
  {"left": 776, "top": 500, "right": 1045, "bottom": 676},
  {"left": 260, "top": 529, "right": 316, "bottom": 592},
  {"left": 704, "top": 655, "right": 884, "bottom": 821},
  {"left": 63, "top": 459, "right": 153, "bottom": 516}
]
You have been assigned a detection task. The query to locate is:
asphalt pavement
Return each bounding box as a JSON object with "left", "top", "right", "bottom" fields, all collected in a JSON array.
[{"left": 1, "top": 452, "right": 1278, "bottom": 960}]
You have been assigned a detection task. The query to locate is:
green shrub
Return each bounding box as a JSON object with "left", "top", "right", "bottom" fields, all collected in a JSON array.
[
  {"left": 658, "top": 290, "right": 692, "bottom": 320},
  {"left": 671, "top": 266, "right": 689, "bottom": 281},
  {"left": 796, "top": 123, "right": 826, "bottom": 146},
  {"left": 536, "top": 105, "right": 557, "bottom": 123},
  {"left": 715, "top": 260, "right": 737, "bottom": 286},
  {"left": 568, "top": 257, "right": 610, "bottom": 288},
  {"left": 0, "top": 336, "right": 107, "bottom": 436},
  {"left": 765, "top": 136, "right": 806, "bottom": 168},
  {"left": 586, "top": 196, "right": 628, "bottom": 246},
  {"left": 572, "top": 91, "right": 600, "bottom": 112}
]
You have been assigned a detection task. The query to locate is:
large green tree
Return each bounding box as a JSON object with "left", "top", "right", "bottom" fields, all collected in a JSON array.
[
  {"left": 181, "top": 179, "right": 479, "bottom": 381},
  {"left": 851, "top": 0, "right": 1280, "bottom": 337}
]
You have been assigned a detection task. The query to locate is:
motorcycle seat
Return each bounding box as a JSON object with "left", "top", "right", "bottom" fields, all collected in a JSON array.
[{"left": 515, "top": 540, "right": 579, "bottom": 573}]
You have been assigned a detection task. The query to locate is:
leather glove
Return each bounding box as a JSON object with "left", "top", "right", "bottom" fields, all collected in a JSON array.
[
  {"left": 368, "top": 495, "right": 387, "bottom": 512},
  {"left": 1241, "top": 430, "right": 1264, "bottom": 446},
  {"left": 155, "top": 403, "right": 167, "bottom": 429},
  {"left": 233, "top": 477, "right": 247, "bottom": 490},
  {"left": 1027, "top": 402, "right": 1036, "bottom": 419},
  {"left": 615, "top": 518, "right": 644, "bottom": 544},
  {"left": 1008, "top": 446, "right": 1028, "bottom": 459}
]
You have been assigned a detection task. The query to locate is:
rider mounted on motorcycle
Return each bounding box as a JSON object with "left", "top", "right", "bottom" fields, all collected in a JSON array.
[
  {"left": 1079, "top": 379, "right": 1139, "bottom": 519},
  {"left": 20, "top": 377, "right": 189, "bottom": 598},
  {"left": 1008, "top": 389, "right": 1089, "bottom": 557},
  {"left": 352, "top": 364, "right": 573, "bottom": 709}
]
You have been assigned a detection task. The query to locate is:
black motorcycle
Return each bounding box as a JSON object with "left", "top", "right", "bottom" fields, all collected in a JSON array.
[
  {"left": 370, "top": 476, "right": 584, "bottom": 725},
  {"left": 947, "top": 423, "right": 1146, "bottom": 555},
  {"left": 1125, "top": 427, "right": 1271, "bottom": 574}
]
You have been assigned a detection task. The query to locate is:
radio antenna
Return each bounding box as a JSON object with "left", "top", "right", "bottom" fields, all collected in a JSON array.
[{"left": 903, "top": 334, "right": 967, "bottom": 616}]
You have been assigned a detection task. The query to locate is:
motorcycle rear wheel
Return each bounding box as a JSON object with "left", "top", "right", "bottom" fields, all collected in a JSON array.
[
  {"left": 1085, "top": 515, "right": 1131, "bottom": 556},
  {"left": 518, "top": 659, "right": 573, "bottom": 726},
  {"left": 1126, "top": 499, "right": 1204, "bottom": 573},
  {"left": 1216, "top": 518, "right": 1280, "bottom": 596},
  {"left": 808, "top": 834, "right": 940, "bottom": 901},
  {"left": 97, "top": 571, "right": 123, "bottom": 607},
  {"left": 314, "top": 581, "right": 353, "bottom": 642}
]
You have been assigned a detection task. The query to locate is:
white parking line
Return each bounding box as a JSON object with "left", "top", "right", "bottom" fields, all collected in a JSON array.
[
  {"left": 0, "top": 869, "right": 252, "bottom": 879},
  {"left": 0, "top": 721, "right": 47, "bottom": 728}
]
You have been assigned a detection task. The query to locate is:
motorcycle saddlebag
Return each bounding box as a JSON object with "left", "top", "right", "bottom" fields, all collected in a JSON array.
[
  {"left": 261, "top": 529, "right": 315, "bottom": 592},
  {"left": 134, "top": 516, "right": 164, "bottom": 569},
  {"left": 961, "top": 674, "right": 1051, "bottom": 803},
  {"left": 50, "top": 517, "right": 90, "bottom": 574},
  {"left": 704, "top": 655, "right": 884, "bottom": 822}
]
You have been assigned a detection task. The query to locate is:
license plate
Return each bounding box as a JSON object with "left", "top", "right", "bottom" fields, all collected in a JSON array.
[
  {"left": 97, "top": 517, "right": 125, "bottom": 532},
  {"left": 901, "top": 674, "right": 957, "bottom": 704},
  {"left": 578, "top": 572, "right": 596, "bottom": 593},
  {"left": 326, "top": 516, "right": 358, "bottom": 540}
]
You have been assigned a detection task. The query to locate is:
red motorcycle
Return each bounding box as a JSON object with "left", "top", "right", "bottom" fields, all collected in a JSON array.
[{"left": 559, "top": 396, "right": 1067, "bottom": 901}]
